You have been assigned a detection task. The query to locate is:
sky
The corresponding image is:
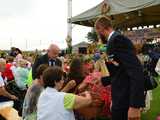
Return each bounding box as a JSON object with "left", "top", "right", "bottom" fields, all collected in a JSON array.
[{"left": 0, "top": 0, "right": 102, "bottom": 50}]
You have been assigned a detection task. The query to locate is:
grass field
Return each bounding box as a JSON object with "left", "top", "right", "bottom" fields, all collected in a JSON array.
[
  {"left": 97, "top": 76, "right": 160, "bottom": 120},
  {"left": 141, "top": 76, "right": 160, "bottom": 120}
]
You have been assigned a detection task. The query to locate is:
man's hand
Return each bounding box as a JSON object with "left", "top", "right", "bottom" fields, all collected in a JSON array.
[
  {"left": 128, "top": 107, "right": 141, "bottom": 120},
  {"left": 10, "top": 95, "right": 18, "bottom": 100},
  {"left": 84, "top": 91, "right": 92, "bottom": 98},
  {"left": 74, "top": 91, "right": 92, "bottom": 109}
]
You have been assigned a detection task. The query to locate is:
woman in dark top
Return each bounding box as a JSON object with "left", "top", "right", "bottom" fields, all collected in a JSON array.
[
  {"left": 67, "top": 57, "right": 85, "bottom": 93},
  {"left": 67, "top": 57, "right": 87, "bottom": 120}
]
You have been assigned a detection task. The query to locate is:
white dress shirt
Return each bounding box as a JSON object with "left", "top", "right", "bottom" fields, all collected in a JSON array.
[{"left": 108, "top": 31, "right": 115, "bottom": 41}]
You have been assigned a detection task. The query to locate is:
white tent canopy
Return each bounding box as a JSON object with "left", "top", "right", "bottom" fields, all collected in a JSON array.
[{"left": 71, "top": 0, "right": 160, "bottom": 29}]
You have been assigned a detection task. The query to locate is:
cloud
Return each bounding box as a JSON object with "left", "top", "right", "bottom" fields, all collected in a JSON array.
[
  {"left": 0, "top": 0, "right": 102, "bottom": 50},
  {"left": 0, "top": 0, "right": 32, "bottom": 17}
]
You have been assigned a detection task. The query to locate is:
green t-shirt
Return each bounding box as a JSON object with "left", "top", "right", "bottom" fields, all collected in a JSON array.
[
  {"left": 64, "top": 93, "right": 76, "bottom": 110},
  {"left": 27, "top": 69, "right": 33, "bottom": 87}
]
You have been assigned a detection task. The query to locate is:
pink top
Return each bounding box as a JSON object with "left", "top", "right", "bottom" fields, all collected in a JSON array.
[
  {"left": 83, "top": 71, "right": 111, "bottom": 117},
  {"left": 84, "top": 72, "right": 101, "bottom": 84}
]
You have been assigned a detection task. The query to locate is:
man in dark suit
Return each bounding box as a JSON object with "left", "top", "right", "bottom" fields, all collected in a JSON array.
[
  {"left": 95, "top": 17, "right": 145, "bottom": 120},
  {"left": 32, "top": 44, "right": 62, "bottom": 79}
]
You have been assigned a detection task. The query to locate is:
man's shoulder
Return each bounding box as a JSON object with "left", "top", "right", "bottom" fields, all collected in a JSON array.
[
  {"left": 113, "top": 33, "right": 129, "bottom": 40},
  {"left": 113, "top": 33, "right": 132, "bottom": 44},
  {"left": 28, "top": 84, "right": 43, "bottom": 95},
  {"left": 110, "top": 33, "right": 134, "bottom": 51},
  {"left": 37, "top": 54, "right": 48, "bottom": 62},
  {"left": 40, "top": 54, "right": 48, "bottom": 59}
]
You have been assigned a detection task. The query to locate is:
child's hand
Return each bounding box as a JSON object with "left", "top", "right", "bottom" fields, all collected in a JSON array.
[
  {"left": 67, "top": 80, "right": 76, "bottom": 89},
  {"left": 61, "top": 80, "right": 76, "bottom": 92},
  {"left": 78, "top": 82, "right": 88, "bottom": 93},
  {"left": 92, "top": 78, "right": 102, "bottom": 86}
]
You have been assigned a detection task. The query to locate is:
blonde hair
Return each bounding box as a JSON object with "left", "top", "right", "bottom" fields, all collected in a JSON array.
[
  {"left": 95, "top": 16, "right": 112, "bottom": 29},
  {"left": 17, "top": 59, "right": 28, "bottom": 67},
  {"left": 0, "top": 58, "right": 6, "bottom": 66}
]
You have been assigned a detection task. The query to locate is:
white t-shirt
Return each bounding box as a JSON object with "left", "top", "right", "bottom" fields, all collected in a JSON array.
[
  {"left": 0, "top": 72, "right": 5, "bottom": 87},
  {"left": 37, "top": 87, "right": 75, "bottom": 120}
]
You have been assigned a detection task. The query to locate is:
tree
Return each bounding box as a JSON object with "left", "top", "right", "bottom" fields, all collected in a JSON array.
[{"left": 86, "top": 30, "right": 98, "bottom": 43}]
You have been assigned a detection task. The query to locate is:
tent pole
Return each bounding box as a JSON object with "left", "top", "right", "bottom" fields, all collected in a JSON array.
[
  {"left": 66, "top": 0, "right": 72, "bottom": 54},
  {"left": 68, "top": 0, "right": 72, "bottom": 38}
]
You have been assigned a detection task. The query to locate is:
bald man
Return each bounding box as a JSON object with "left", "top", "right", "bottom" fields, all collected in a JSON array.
[{"left": 32, "top": 44, "right": 62, "bottom": 79}]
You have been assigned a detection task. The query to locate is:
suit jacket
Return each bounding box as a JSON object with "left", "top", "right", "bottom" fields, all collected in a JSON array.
[
  {"left": 32, "top": 54, "right": 62, "bottom": 79},
  {"left": 102, "top": 32, "right": 145, "bottom": 110}
]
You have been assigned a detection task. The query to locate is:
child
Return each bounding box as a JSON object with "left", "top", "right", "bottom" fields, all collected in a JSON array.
[
  {"left": 78, "top": 61, "right": 111, "bottom": 119},
  {"left": 14, "top": 59, "right": 29, "bottom": 90},
  {"left": 37, "top": 67, "right": 92, "bottom": 120}
]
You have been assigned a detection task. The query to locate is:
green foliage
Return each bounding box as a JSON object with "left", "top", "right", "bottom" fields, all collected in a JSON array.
[{"left": 87, "top": 30, "right": 98, "bottom": 42}]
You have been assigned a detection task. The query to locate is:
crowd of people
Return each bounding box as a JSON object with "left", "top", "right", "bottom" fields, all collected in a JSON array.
[{"left": 0, "top": 17, "right": 160, "bottom": 120}]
